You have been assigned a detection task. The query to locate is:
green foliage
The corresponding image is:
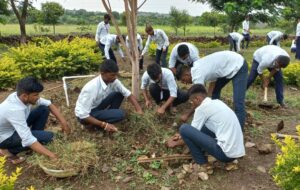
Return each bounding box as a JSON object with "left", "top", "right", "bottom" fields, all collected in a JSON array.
[
  {"left": 41, "top": 2, "right": 64, "bottom": 34},
  {"left": 283, "top": 63, "right": 300, "bottom": 86},
  {"left": 169, "top": 6, "right": 192, "bottom": 36},
  {"left": 271, "top": 126, "right": 300, "bottom": 190},
  {"left": 0, "top": 37, "right": 101, "bottom": 89},
  {"left": 0, "top": 156, "right": 22, "bottom": 190},
  {"left": 0, "top": 0, "right": 9, "bottom": 24},
  {"left": 199, "top": 11, "right": 227, "bottom": 35}
]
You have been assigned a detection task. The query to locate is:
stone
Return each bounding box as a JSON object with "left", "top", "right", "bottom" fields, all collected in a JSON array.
[
  {"left": 257, "top": 166, "right": 267, "bottom": 173},
  {"left": 198, "top": 172, "right": 209, "bottom": 181},
  {"left": 245, "top": 142, "right": 256, "bottom": 148},
  {"left": 122, "top": 176, "right": 133, "bottom": 183},
  {"left": 257, "top": 144, "right": 273, "bottom": 154}
]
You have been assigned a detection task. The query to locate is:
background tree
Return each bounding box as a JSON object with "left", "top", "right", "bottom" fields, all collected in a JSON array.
[
  {"left": 0, "top": 0, "right": 10, "bottom": 24},
  {"left": 41, "top": 2, "right": 64, "bottom": 34},
  {"left": 181, "top": 9, "right": 192, "bottom": 36},
  {"left": 199, "top": 11, "right": 226, "bottom": 36},
  {"left": 169, "top": 6, "right": 182, "bottom": 35}
]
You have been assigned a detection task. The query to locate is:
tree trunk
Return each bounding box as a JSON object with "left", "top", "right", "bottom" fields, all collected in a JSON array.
[
  {"left": 230, "top": 24, "right": 235, "bottom": 32},
  {"left": 19, "top": 17, "right": 26, "bottom": 44}
]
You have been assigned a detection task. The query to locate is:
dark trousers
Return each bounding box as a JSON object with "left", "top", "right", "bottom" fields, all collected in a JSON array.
[
  {"left": 149, "top": 83, "right": 189, "bottom": 107},
  {"left": 80, "top": 92, "right": 125, "bottom": 125},
  {"left": 266, "top": 36, "right": 278, "bottom": 46},
  {"left": 247, "top": 59, "right": 284, "bottom": 104},
  {"left": 0, "top": 106, "right": 53, "bottom": 155},
  {"left": 180, "top": 124, "right": 234, "bottom": 164},
  {"left": 155, "top": 47, "right": 168, "bottom": 68},
  {"left": 99, "top": 43, "right": 117, "bottom": 64},
  {"left": 139, "top": 56, "right": 144, "bottom": 70},
  {"left": 212, "top": 61, "right": 248, "bottom": 129},
  {"left": 242, "top": 34, "right": 250, "bottom": 49},
  {"left": 228, "top": 35, "right": 237, "bottom": 52},
  {"left": 296, "top": 37, "right": 300, "bottom": 60}
]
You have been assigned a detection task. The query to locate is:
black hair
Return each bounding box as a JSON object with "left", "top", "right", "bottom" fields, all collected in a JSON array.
[
  {"left": 16, "top": 76, "right": 44, "bottom": 96},
  {"left": 277, "top": 55, "right": 290, "bottom": 68},
  {"left": 147, "top": 63, "right": 162, "bottom": 81},
  {"left": 177, "top": 44, "right": 190, "bottom": 58},
  {"left": 104, "top": 14, "right": 111, "bottom": 20},
  {"left": 283, "top": 34, "right": 288, "bottom": 40},
  {"left": 176, "top": 65, "right": 190, "bottom": 80},
  {"left": 188, "top": 84, "right": 207, "bottom": 97},
  {"left": 100, "top": 59, "right": 119, "bottom": 73},
  {"left": 145, "top": 24, "right": 153, "bottom": 33}
]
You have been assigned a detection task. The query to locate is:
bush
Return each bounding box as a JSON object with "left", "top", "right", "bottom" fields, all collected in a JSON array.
[
  {"left": 271, "top": 125, "right": 300, "bottom": 190},
  {"left": 0, "top": 156, "right": 22, "bottom": 190},
  {"left": 283, "top": 63, "right": 300, "bottom": 86},
  {"left": 0, "top": 56, "right": 23, "bottom": 89},
  {"left": 1, "top": 37, "right": 102, "bottom": 85}
]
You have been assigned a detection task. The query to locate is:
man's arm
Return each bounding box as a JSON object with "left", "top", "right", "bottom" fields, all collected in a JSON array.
[
  {"left": 160, "top": 30, "right": 169, "bottom": 50},
  {"left": 48, "top": 104, "right": 70, "bottom": 134},
  {"left": 30, "top": 141, "right": 57, "bottom": 159},
  {"left": 142, "top": 89, "right": 152, "bottom": 108},
  {"left": 157, "top": 96, "right": 175, "bottom": 114},
  {"left": 127, "top": 94, "right": 143, "bottom": 114},
  {"left": 104, "top": 40, "right": 112, "bottom": 59},
  {"left": 141, "top": 36, "right": 151, "bottom": 56},
  {"left": 81, "top": 116, "right": 118, "bottom": 132},
  {"left": 207, "top": 81, "right": 216, "bottom": 97}
]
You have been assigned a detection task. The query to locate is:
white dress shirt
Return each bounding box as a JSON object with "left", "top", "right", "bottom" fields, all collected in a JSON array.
[
  {"left": 141, "top": 68, "right": 178, "bottom": 97},
  {"left": 75, "top": 76, "right": 131, "bottom": 119},
  {"left": 253, "top": 45, "right": 290, "bottom": 74},
  {"left": 168, "top": 42, "right": 200, "bottom": 68},
  {"left": 191, "top": 97, "right": 245, "bottom": 158},
  {"left": 0, "top": 92, "right": 51, "bottom": 147},
  {"left": 229, "top": 32, "right": 244, "bottom": 52},
  {"left": 267, "top": 31, "right": 283, "bottom": 46},
  {"left": 100, "top": 34, "right": 124, "bottom": 59},
  {"left": 242, "top": 20, "right": 250, "bottom": 35},
  {"left": 142, "top": 29, "right": 169, "bottom": 56},
  {"left": 95, "top": 21, "right": 110, "bottom": 42},
  {"left": 126, "top": 33, "right": 143, "bottom": 51},
  {"left": 191, "top": 51, "right": 244, "bottom": 85},
  {"left": 296, "top": 22, "right": 300, "bottom": 37}
]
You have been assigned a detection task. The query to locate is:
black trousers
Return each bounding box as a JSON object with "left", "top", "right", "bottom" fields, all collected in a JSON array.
[
  {"left": 266, "top": 36, "right": 278, "bottom": 46},
  {"left": 149, "top": 83, "right": 189, "bottom": 106},
  {"left": 99, "top": 43, "right": 117, "bottom": 64},
  {"left": 242, "top": 33, "right": 250, "bottom": 49},
  {"left": 228, "top": 35, "right": 237, "bottom": 52}
]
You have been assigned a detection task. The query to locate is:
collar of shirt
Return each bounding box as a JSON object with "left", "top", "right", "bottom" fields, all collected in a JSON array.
[
  {"left": 99, "top": 75, "right": 108, "bottom": 90},
  {"left": 197, "top": 97, "right": 211, "bottom": 110},
  {"left": 12, "top": 92, "right": 28, "bottom": 109}
]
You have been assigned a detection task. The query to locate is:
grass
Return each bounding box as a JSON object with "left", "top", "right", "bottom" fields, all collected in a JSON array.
[{"left": 0, "top": 24, "right": 288, "bottom": 37}]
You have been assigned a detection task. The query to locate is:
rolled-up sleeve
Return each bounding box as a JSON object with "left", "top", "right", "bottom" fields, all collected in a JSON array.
[
  {"left": 114, "top": 79, "right": 131, "bottom": 97},
  {"left": 168, "top": 47, "right": 177, "bottom": 68},
  {"left": 7, "top": 110, "right": 37, "bottom": 147},
  {"left": 191, "top": 109, "right": 206, "bottom": 131},
  {"left": 37, "top": 98, "right": 51, "bottom": 106},
  {"left": 104, "top": 39, "right": 112, "bottom": 59},
  {"left": 142, "top": 36, "right": 151, "bottom": 56},
  {"left": 190, "top": 46, "right": 200, "bottom": 63},
  {"left": 75, "top": 90, "right": 95, "bottom": 119},
  {"left": 166, "top": 74, "right": 178, "bottom": 97},
  {"left": 141, "top": 72, "right": 150, "bottom": 89},
  {"left": 160, "top": 30, "right": 169, "bottom": 49}
]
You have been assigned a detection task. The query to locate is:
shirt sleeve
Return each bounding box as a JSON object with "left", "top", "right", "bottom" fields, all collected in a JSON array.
[
  {"left": 117, "top": 44, "right": 124, "bottom": 58},
  {"left": 191, "top": 109, "right": 207, "bottom": 131},
  {"left": 138, "top": 37, "right": 143, "bottom": 51},
  {"left": 270, "top": 33, "right": 281, "bottom": 45},
  {"left": 75, "top": 88, "right": 95, "bottom": 119},
  {"left": 237, "top": 38, "right": 242, "bottom": 52},
  {"left": 257, "top": 58, "right": 269, "bottom": 74},
  {"left": 160, "top": 30, "right": 169, "bottom": 49},
  {"left": 168, "top": 47, "right": 177, "bottom": 68},
  {"left": 141, "top": 35, "right": 151, "bottom": 56},
  {"left": 166, "top": 74, "right": 178, "bottom": 97},
  {"left": 190, "top": 46, "right": 200, "bottom": 63},
  {"left": 140, "top": 72, "right": 150, "bottom": 89},
  {"left": 36, "top": 98, "right": 51, "bottom": 106},
  {"left": 113, "top": 79, "right": 131, "bottom": 97},
  {"left": 7, "top": 110, "right": 37, "bottom": 147},
  {"left": 95, "top": 23, "right": 102, "bottom": 42},
  {"left": 104, "top": 38, "right": 112, "bottom": 59}
]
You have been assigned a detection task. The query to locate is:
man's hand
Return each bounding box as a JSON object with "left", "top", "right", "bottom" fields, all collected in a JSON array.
[
  {"left": 61, "top": 122, "right": 71, "bottom": 134},
  {"left": 166, "top": 134, "right": 184, "bottom": 148},
  {"left": 136, "top": 109, "right": 144, "bottom": 115},
  {"left": 180, "top": 114, "right": 189, "bottom": 123},
  {"left": 105, "top": 123, "right": 118, "bottom": 132},
  {"left": 263, "top": 77, "right": 270, "bottom": 88},
  {"left": 145, "top": 100, "right": 152, "bottom": 108},
  {"left": 49, "top": 153, "right": 58, "bottom": 160},
  {"left": 162, "top": 48, "right": 166, "bottom": 52},
  {"left": 157, "top": 107, "right": 165, "bottom": 114}
]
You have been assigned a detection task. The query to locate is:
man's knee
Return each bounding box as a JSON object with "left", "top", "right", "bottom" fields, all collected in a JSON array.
[
  {"left": 114, "top": 109, "right": 126, "bottom": 121},
  {"left": 37, "top": 105, "right": 50, "bottom": 115},
  {"left": 36, "top": 131, "right": 54, "bottom": 144},
  {"left": 179, "top": 124, "right": 191, "bottom": 136}
]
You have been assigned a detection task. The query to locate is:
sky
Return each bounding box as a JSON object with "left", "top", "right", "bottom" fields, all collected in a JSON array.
[{"left": 32, "top": 0, "right": 211, "bottom": 16}]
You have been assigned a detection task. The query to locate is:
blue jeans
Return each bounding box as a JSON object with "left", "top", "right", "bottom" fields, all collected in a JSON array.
[
  {"left": 99, "top": 43, "right": 117, "bottom": 64},
  {"left": 80, "top": 92, "right": 125, "bottom": 125},
  {"left": 266, "top": 36, "right": 278, "bottom": 46},
  {"left": 180, "top": 124, "right": 234, "bottom": 164},
  {"left": 212, "top": 61, "right": 248, "bottom": 129},
  {"left": 228, "top": 35, "right": 237, "bottom": 52},
  {"left": 296, "top": 37, "right": 300, "bottom": 60},
  {"left": 155, "top": 47, "right": 168, "bottom": 68},
  {"left": 0, "top": 105, "right": 53, "bottom": 155},
  {"left": 247, "top": 59, "right": 284, "bottom": 104},
  {"left": 242, "top": 33, "right": 250, "bottom": 49}
]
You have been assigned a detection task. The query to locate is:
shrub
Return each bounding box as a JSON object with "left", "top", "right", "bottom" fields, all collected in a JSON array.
[
  {"left": 0, "top": 157, "right": 22, "bottom": 190},
  {"left": 0, "top": 56, "right": 23, "bottom": 89},
  {"left": 271, "top": 125, "right": 300, "bottom": 190},
  {"left": 283, "top": 63, "right": 300, "bottom": 86}
]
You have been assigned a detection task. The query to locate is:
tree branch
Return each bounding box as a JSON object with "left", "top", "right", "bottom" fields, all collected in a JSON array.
[
  {"left": 9, "top": 0, "right": 20, "bottom": 20},
  {"left": 21, "top": 0, "right": 29, "bottom": 19},
  {"left": 137, "top": 0, "right": 147, "bottom": 11}
]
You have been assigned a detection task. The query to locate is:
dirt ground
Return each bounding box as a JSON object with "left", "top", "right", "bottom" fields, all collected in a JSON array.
[{"left": 1, "top": 55, "right": 300, "bottom": 190}]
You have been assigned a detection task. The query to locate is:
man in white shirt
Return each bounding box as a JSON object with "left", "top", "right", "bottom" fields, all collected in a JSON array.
[
  {"left": 241, "top": 15, "right": 250, "bottom": 49},
  {"left": 167, "top": 84, "right": 245, "bottom": 167},
  {"left": 228, "top": 32, "right": 244, "bottom": 52},
  {"left": 75, "top": 59, "right": 143, "bottom": 133},
  {"left": 141, "top": 63, "right": 189, "bottom": 114},
  {"left": 99, "top": 34, "right": 125, "bottom": 65},
  {"left": 266, "top": 31, "right": 288, "bottom": 46},
  {"left": 168, "top": 42, "right": 200, "bottom": 77},
  {"left": 141, "top": 25, "right": 169, "bottom": 68},
  {"left": 177, "top": 51, "right": 248, "bottom": 129},
  {"left": 0, "top": 77, "right": 70, "bottom": 164},
  {"left": 126, "top": 33, "right": 144, "bottom": 70},
  {"left": 247, "top": 45, "right": 290, "bottom": 107},
  {"left": 95, "top": 14, "right": 110, "bottom": 49},
  {"left": 296, "top": 18, "right": 300, "bottom": 60}
]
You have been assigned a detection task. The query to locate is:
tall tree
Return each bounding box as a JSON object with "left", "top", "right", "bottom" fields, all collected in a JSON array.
[
  {"left": 9, "top": 0, "right": 29, "bottom": 43},
  {"left": 199, "top": 11, "right": 226, "bottom": 36},
  {"left": 169, "top": 6, "right": 182, "bottom": 35},
  {"left": 101, "top": 0, "right": 147, "bottom": 97},
  {"left": 181, "top": 9, "right": 192, "bottom": 36},
  {"left": 191, "top": 0, "right": 289, "bottom": 32},
  {"left": 0, "top": 0, "right": 10, "bottom": 24},
  {"left": 41, "top": 2, "right": 64, "bottom": 34}
]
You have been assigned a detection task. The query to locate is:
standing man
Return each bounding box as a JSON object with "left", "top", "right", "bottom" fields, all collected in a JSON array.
[
  {"left": 95, "top": 14, "right": 111, "bottom": 47},
  {"left": 168, "top": 42, "right": 200, "bottom": 77},
  {"left": 242, "top": 15, "right": 250, "bottom": 49},
  {"left": 228, "top": 32, "right": 244, "bottom": 53},
  {"left": 177, "top": 51, "right": 248, "bottom": 129},
  {"left": 141, "top": 63, "right": 189, "bottom": 114},
  {"left": 266, "top": 31, "right": 288, "bottom": 46},
  {"left": 99, "top": 34, "right": 125, "bottom": 64},
  {"left": 168, "top": 84, "right": 245, "bottom": 169},
  {"left": 75, "top": 59, "right": 143, "bottom": 133},
  {"left": 247, "top": 45, "right": 290, "bottom": 107},
  {"left": 126, "top": 33, "right": 144, "bottom": 70},
  {"left": 141, "top": 25, "right": 169, "bottom": 68},
  {"left": 0, "top": 77, "right": 71, "bottom": 164},
  {"left": 296, "top": 18, "right": 300, "bottom": 60}
]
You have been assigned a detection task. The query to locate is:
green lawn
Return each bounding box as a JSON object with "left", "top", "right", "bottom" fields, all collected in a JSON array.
[{"left": 0, "top": 24, "right": 286, "bottom": 37}]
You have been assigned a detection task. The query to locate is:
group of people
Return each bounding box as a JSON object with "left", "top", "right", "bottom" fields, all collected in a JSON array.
[{"left": 0, "top": 14, "right": 294, "bottom": 173}]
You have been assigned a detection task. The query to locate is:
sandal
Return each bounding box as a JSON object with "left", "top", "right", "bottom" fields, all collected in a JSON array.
[{"left": 7, "top": 155, "right": 26, "bottom": 165}]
